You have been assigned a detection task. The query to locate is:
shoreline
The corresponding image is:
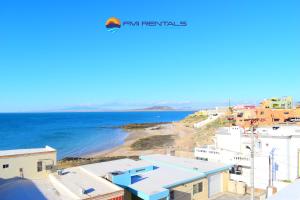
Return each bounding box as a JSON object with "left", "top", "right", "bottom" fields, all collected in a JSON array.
[
  {"left": 57, "top": 113, "right": 224, "bottom": 167},
  {"left": 83, "top": 122, "right": 173, "bottom": 158},
  {"left": 58, "top": 122, "right": 184, "bottom": 168},
  {"left": 79, "top": 121, "right": 197, "bottom": 159}
]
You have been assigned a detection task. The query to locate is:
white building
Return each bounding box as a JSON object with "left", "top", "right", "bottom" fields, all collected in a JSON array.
[{"left": 194, "top": 126, "right": 300, "bottom": 189}]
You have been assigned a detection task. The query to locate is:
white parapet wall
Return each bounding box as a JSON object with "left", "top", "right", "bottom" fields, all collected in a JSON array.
[{"left": 194, "top": 113, "right": 223, "bottom": 128}]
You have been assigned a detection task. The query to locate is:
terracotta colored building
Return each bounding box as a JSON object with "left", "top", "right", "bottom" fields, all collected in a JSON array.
[{"left": 235, "top": 107, "right": 300, "bottom": 127}]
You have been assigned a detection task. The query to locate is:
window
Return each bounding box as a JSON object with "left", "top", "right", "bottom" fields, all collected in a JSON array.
[
  {"left": 135, "top": 168, "right": 145, "bottom": 173},
  {"left": 170, "top": 191, "right": 175, "bottom": 200},
  {"left": 3, "top": 164, "right": 9, "bottom": 169},
  {"left": 199, "top": 157, "right": 208, "bottom": 161},
  {"left": 198, "top": 182, "right": 203, "bottom": 193},
  {"left": 45, "top": 165, "right": 53, "bottom": 170},
  {"left": 37, "top": 161, "right": 43, "bottom": 172},
  {"left": 193, "top": 184, "right": 197, "bottom": 194},
  {"left": 193, "top": 182, "right": 203, "bottom": 195},
  {"left": 230, "top": 165, "right": 243, "bottom": 175}
]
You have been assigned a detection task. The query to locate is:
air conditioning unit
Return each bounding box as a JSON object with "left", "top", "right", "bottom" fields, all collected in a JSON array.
[
  {"left": 81, "top": 188, "right": 87, "bottom": 195},
  {"left": 105, "top": 173, "right": 113, "bottom": 181},
  {"left": 57, "top": 170, "right": 63, "bottom": 176}
]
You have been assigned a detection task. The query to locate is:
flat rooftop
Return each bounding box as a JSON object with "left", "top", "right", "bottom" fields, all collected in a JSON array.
[
  {"left": 0, "top": 166, "right": 123, "bottom": 200},
  {"left": 215, "top": 127, "right": 232, "bottom": 135},
  {"left": 129, "top": 163, "right": 204, "bottom": 195},
  {"left": 216, "top": 126, "right": 300, "bottom": 138},
  {"left": 80, "top": 158, "right": 152, "bottom": 177},
  {"left": 140, "top": 154, "right": 230, "bottom": 175},
  {"left": 0, "top": 177, "right": 71, "bottom": 200},
  {"left": 81, "top": 154, "right": 230, "bottom": 198},
  {"left": 257, "top": 126, "right": 300, "bottom": 137},
  {"left": 52, "top": 167, "right": 123, "bottom": 199},
  {"left": 0, "top": 146, "right": 56, "bottom": 158}
]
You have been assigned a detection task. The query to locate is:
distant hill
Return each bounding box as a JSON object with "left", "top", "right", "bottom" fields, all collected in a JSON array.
[{"left": 138, "top": 106, "right": 175, "bottom": 111}]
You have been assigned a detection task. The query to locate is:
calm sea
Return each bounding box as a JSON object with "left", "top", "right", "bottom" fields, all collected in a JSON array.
[{"left": 0, "top": 111, "right": 192, "bottom": 159}]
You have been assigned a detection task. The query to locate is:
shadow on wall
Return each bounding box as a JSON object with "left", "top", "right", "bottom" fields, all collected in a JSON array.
[
  {"left": 172, "top": 190, "right": 192, "bottom": 200},
  {"left": 131, "top": 175, "right": 148, "bottom": 184},
  {"left": 0, "top": 177, "right": 48, "bottom": 200}
]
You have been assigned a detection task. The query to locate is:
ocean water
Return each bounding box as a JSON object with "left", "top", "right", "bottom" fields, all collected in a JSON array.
[{"left": 0, "top": 111, "right": 192, "bottom": 159}]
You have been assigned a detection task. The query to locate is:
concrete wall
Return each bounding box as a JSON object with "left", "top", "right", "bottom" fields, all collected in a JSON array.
[
  {"left": 216, "top": 127, "right": 242, "bottom": 152},
  {"left": 222, "top": 171, "right": 229, "bottom": 192},
  {"left": 289, "top": 137, "right": 300, "bottom": 180},
  {"left": 170, "top": 177, "right": 208, "bottom": 200},
  {"left": 260, "top": 137, "right": 290, "bottom": 181},
  {"left": 0, "top": 152, "right": 56, "bottom": 179}
]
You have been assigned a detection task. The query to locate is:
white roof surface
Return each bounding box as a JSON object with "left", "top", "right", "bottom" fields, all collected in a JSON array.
[
  {"left": 53, "top": 167, "right": 123, "bottom": 199},
  {"left": 129, "top": 164, "right": 204, "bottom": 195},
  {"left": 80, "top": 158, "right": 152, "bottom": 177},
  {"left": 0, "top": 146, "right": 56, "bottom": 157},
  {"left": 257, "top": 125, "right": 300, "bottom": 137},
  {"left": 268, "top": 180, "right": 300, "bottom": 200},
  {"left": 140, "top": 154, "right": 229, "bottom": 174},
  {"left": 81, "top": 155, "right": 230, "bottom": 196},
  {"left": 0, "top": 178, "right": 70, "bottom": 200},
  {"left": 81, "top": 157, "right": 206, "bottom": 196}
]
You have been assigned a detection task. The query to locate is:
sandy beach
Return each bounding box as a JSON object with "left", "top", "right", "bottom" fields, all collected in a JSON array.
[
  {"left": 86, "top": 122, "right": 197, "bottom": 158},
  {"left": 58, "top": 113, "right": 225, "bottom": 168}
]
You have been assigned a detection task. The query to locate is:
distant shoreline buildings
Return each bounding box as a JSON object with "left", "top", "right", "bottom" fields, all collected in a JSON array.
[{"left": 232, "top": 96, "right": 300, "bottom": 128}]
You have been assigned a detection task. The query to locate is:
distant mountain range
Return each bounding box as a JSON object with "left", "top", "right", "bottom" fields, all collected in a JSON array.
[
  {"left": 135, "top": 106, "right": 175, "bottom": 111},
  {"left": 52, "top": 105, "right": 196, "bottom": 113}
]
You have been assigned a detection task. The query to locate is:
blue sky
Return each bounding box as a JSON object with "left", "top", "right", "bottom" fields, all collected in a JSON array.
[{"left": 0, "top": 0, "right": 299, "bottom": 112}]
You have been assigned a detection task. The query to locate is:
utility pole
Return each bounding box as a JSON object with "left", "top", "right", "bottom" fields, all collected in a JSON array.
[
  {"left": 250, "top": 126, "right": 255, "bottom": 200},
  {"left": 245, "top": 118, "right": 259, "bottom": 200},
  {"left": 267, "top": 148, "right": 275, "bottom": 198}
]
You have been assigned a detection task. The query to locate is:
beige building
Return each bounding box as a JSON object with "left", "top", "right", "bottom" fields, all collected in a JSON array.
[
  {"left": 169, "top": 171, "right": 229, "bottom": 200},
  {"left": 0, "top": 146, "right": 56, "bottom": 179},
  {"left": 0, "top": 146, "right": 125, "bottom": 200}
]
